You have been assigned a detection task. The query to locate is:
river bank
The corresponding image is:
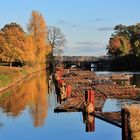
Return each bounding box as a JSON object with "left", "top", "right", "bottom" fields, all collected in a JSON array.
[{"left": 0, "top": 65, "right": 46, "bottom": 93}]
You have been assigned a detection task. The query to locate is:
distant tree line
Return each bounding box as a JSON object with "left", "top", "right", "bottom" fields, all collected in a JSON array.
[
  {"left": 107, "top": 23, "right": 140, "bottom": 57},
  {"left": 107, "top": 23, "right": 140, "bottom": 70},
  {"left": 0, "top": 10, "right": 66, "bottom": 67}
]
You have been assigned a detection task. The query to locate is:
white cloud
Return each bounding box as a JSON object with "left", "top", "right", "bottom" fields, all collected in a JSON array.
[
  {"left": 98, "top": 27, "right": 113, "bottom": 31},
  {"left": 63, "top": 43, "right": 107, "bottom": 56}
]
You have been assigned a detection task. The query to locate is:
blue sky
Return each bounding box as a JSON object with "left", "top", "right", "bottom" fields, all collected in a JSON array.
[{"left": 0, "top": 0, "right": 140, "bottom": 56}]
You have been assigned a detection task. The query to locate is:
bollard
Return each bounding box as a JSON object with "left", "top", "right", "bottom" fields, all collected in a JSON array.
[
  {"left": 85, "top": 90, "right": 95, "bottom": 113},
  {"left": 66, "top": 85, "right": 72, "bottom": 98},
  {"left": 85, "top": 90, "right": 95, "bottom": 105},
  {"left": 60, "top": 82, "right": 67, "bottom": 100},
  {"left": 58, "top": 80, "right": 64, "bottom": 87}
]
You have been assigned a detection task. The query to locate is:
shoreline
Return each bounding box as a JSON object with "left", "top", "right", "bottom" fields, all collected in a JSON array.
[{"left": 0, "top": 68, "right": 46, "bottom": 94}]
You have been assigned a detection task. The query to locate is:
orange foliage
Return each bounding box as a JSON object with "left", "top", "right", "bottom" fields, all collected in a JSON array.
[
  {"left": 0, "top": 23, "right": 25, "bottom": 65},
  {"left": 23, "top": 35, "right": 36, "bottom": 63},
  {"left": 0, "top": 11, "right": 51, "bottom": 67},
  {"left": 28, "top": 11, "right": 48, "bottom": 64},
  {"left": 108, "top": 35, "right": 131, "bottom": 56}
]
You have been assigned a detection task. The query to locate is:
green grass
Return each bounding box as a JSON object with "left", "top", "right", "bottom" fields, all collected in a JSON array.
[
  {"left": 0, "top": 90, "right": 12, "bottom": 100},
  {"left": 0, "top": 64, "right": 45, "bottom": 89},
  {"left": 20, "top": 69, "right": 29, "bottom": 75},
  {"left": 0, "top": 74, "right": 11, "bottom": 87}
]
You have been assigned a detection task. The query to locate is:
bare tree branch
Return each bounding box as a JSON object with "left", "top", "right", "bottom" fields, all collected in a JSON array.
[{"left": 48, "top": 26, "right": 66, "bottom": 56}]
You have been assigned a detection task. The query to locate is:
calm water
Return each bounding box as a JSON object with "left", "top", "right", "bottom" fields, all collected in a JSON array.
[
  {"left": 95, "top": 71, "right": 140, "bottom": 88},
  {"left": 0, "top": 71, "right": 122, "bottom": 140}
]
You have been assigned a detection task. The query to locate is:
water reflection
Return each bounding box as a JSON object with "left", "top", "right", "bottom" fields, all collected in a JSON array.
[
  {"left": 0, "top": 71, "right": 122, "bottom": 140},
  {"left": 82, "top": 113, "right": 95, "bottom": 132},
  {"left": 0, "top": 71, "right": 48, "bottom": 127}
]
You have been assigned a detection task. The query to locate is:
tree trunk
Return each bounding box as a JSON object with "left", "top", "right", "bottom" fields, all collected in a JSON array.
[{"left": 10, "top": 61, "right": 12, "bottom": 67}]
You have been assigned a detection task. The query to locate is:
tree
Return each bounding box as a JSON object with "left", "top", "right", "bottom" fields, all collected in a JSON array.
[
  {"left": 114, "top": 24, "right": 128, "bottom": 36},
  {"left": 107, "top": 35, "right": 131, "bottom": 57},
  {"left": 27, "top": 10, "right": 48, "bottom": 64},
  {"left": 23, "top": 35, "right": 36, "bottom": 64},
  {"left": 48, "top": 26, "right": 66, "bottom": 56},
  {"left": 0, "top": 23, "right": 25, "bottom": 66}
]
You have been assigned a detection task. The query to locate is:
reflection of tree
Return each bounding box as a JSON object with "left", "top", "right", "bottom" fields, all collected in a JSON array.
[
  {"left": 0, "top": 72, "right": 48, "bottom": 127},
  {"left": 29, "top": 72, "right": 48, "bottom": 127}
]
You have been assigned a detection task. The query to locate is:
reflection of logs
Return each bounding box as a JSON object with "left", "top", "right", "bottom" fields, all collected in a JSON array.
[{"left": 93, "top": 111, "right": 121, "bottom": 128}]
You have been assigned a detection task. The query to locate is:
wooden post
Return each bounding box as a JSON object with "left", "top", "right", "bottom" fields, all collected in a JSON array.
[
  {"left": 66, "top": 85, "right": 72, "bottom": 98},
  {"left": 84, "top": 90, "right": 95, "bottom": 113},
  {"left": 121, "top": 108, "right": 130, "bottom": 140},
  {"left": 85, "top": 90, "right": 95, "bottom": 105},
  {"left": 60, "top": 82, "right": 67, "bottom": 100}
]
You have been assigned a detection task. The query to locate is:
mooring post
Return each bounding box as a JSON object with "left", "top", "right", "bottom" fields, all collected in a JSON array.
[
  {"left": 66, "top": 85, "right": 72, "bottom": 98},
  {"left": 85, "top": 90, "right": 95, "bottom": 113},
  {"left": 60, "top": 82, "right": 67, "bottom": 100},
  {"left": 121, "top": 108, "right": 129, "bottom": 140},
  {"left": 85, "top": 90, "right": 95, "bottom": 105}
]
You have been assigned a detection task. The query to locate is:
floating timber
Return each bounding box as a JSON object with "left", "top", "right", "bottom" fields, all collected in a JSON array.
[
  {"left": 93, "top": 112, "right": 122, "bottom": 128},
  {"left": 54, "top": 67, "right": 140, "bottom": 129},
  {"left": 93, "top": 85, "right": 140, "bottom": 99}
]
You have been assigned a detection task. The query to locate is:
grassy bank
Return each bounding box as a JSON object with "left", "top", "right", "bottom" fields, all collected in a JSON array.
[{"left": 0, "top": 65, "right": 46, "bottom": 92}]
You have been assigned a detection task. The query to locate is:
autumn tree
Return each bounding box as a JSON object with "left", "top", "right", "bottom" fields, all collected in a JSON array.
[
  {"left": 0, "top": 23, "right": 25, "bottom": 67},
  {"left": 107, "top": 35, "right": 131, "bottom": 57},
  {"left": 48, "top": 26, "right": 66, "bottom": 56},
  {"left": 27, "top": 11, "right": 48, "bottom": 64},
  {"left": 23, "top": 35, "right": 36, "bottom": 65}
]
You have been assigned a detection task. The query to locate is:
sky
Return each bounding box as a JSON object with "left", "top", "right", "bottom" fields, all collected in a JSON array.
[{"left": 0, "top": 0, "right": 140, "bottom": 56}]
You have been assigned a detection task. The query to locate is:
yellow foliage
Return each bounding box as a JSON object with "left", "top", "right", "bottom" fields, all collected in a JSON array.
[
  {"left": 23, "top": 35, "right": 36, "bottom": 63},
  {"left": 28, "top": 11, "right": 48, "bottom": 64}
]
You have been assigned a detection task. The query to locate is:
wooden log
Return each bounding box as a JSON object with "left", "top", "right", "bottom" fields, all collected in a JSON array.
[{"left": 121, "top": 108, "right": 130, "bottom": 140}]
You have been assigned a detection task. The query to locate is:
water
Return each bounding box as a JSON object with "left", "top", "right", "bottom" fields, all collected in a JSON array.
[
  {"left": 95, "top": 71, "right": 140, "bottom": 87},
  {"left": 0, "top": 71, "right": 121, "bottom": 140},
  {"left": 103, "top": 99, "right": 140, "bottom": 112}
]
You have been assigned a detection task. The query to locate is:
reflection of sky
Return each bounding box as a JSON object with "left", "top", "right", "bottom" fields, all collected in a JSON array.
[
  {"left": 0, "top": 109, "right": 121, "bottom": 140},
  {"left": 0, "top": 75, "right": 121, "bottom": 140}
]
